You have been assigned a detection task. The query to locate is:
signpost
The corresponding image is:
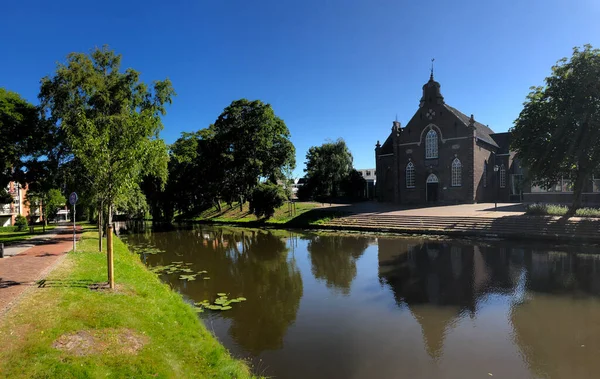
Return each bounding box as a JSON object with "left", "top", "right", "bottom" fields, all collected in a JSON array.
[{"left": 69, "top": 192, "right": 78, "bottom": 251}]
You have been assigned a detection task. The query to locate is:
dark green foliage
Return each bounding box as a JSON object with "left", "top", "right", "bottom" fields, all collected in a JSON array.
[
  {"left": 143, "top": 100, "right": 295, "bottom": 219},
  {"left": 341, "top": 169, "right": 367, "bottom": 201},
  {"left": 300, "top": 139, "right": 365, "bottom": 202},
  {"left": 249, "top": 182, "right": 287, "bottom": 219},
  {"left": 14, "top": 214, "right": 28, "bottom": 231},
  {"left": 211, "top": 99, "right": 295, "bottom": 205},
  {"left": 0, "top": 88, "right": 41, "bottom": 187},
  {"left": 511, "top": 45, "right": 600, "bottom": 212}
]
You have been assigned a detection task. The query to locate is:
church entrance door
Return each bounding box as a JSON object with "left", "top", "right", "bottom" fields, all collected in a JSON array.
[{"left": 426, "top": 174, "right": 439, "bottom": 203}]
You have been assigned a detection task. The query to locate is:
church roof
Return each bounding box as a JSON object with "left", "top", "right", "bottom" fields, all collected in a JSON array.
[{"left": 444, "top": 105, "right": 499, "bottom": 148}]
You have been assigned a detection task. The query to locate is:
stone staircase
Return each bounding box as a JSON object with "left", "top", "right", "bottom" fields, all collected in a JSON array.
[{"left": 321, "top": 214, "right": 600, "bottom": 242}]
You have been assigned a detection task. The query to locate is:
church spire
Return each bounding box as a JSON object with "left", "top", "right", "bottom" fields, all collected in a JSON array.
[{"left": 420, "top": 60, "right": 444, "bottom": 108}]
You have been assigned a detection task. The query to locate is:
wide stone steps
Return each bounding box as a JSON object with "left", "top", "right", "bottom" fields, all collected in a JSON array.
[{"left": 321, "top": 214, "right": 600, "bottom": 241}]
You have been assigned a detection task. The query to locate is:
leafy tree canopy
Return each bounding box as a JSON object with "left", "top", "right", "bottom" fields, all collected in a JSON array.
[
  {"left": 210, "top": 99, "right": 295, "bottom": 205},
  {"left": 39, "top": 45, "right": 173, "bottom": 230},
  {"left": 300, "top": 138, "right": 363, "bottom": 202},
  {"left": 0, "top": 88, "right": 39, "bottom": 187},
  {"left": 511, "top": 44, "right": 600, "bottom": 211}
]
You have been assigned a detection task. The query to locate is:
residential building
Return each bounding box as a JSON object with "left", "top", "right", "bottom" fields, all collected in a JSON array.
[
  {"left": 0, "top": 182, "right": 41, "bottom": 227},
  {"left": 357, "top": 169, "right": 376, "bottom": 199}
]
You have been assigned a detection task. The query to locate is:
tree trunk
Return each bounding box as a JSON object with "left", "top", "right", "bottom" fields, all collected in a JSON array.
[
  {"left": 216, "top": 200, "right": 222, "bottom": 212},
  {"left": 41, "top": 198, "right": 46, "bottom": 232},
  {"left": 239, "top": 196, "right": 243, "bottom": 212},
  {"left": 98, "top": 202, "right": 103, "bottom": 252},
  {"left": 568, "top": 173, "right": 586, "bottom": 216}
]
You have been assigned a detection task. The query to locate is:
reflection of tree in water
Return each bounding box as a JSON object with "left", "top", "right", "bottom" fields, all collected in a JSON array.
[
  {"left": 306, "top": 235, "right": 370, "bottom": 295},
  {"left": 510, "top": 252, "right": 600, "bottom": 379},
  {"left": 124, "top": 225, "right": 304, "bottom": 355},
  {"left": 215, "top": 229, "right": 304, "bottom": 355}
]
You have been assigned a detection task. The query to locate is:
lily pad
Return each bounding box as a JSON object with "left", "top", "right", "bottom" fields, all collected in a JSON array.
[
  {"left": 198, "top": 270, "right": 208, "bottom": 274},
  {"left": 195, "top": 308, "right": 204, "bottom": 313},
  {"left": 220, "top": 306, "right": 232, "bottom": 311},
  {"left": 236, "top": 297, "right": 247, "bottom": 302},
  {"left": 217, "top": 293, "right": 227, "bottom": 297},
  {"left": 203, "top": 277, "right": 210, "bottom": 280},
  {"left": 181, "top": 268, "right": 194, "bottom": 273},
  {"left": 179, "top": 274, "right": 197, "bottom": 281}
]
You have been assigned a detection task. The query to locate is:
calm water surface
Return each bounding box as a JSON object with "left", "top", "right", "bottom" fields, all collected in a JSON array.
[{"left": 121, "top": 224, "right": 600, "bottom": 379}]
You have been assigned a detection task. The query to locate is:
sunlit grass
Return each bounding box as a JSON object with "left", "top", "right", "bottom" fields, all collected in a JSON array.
[{"left": 0, "top": 229, "right": 259, "bottom": 378}]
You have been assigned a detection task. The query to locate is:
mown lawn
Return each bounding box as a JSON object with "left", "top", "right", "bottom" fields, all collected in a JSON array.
[
  {"left": 0, "top": 229, "right": 258, "bottom": 378},
  {"left": 189, "top": 201, "right": 325, "bottom": 224},
  {"left": 0, "top": 224, "right": 58, "bottom": 244}
]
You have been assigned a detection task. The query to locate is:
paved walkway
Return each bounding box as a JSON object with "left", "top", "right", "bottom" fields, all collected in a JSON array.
[
  {"left": 0, "top": 226, "right": 82, "bottom": 315},
  {"left": 319, "top": 202, "right": 600, "bottom": 243},
  {"left": 326, "top": 202, "right": 527, "bottom": 218}
]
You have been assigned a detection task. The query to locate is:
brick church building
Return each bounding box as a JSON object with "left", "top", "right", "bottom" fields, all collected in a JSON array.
[{"left": 375, "top": 73, "right": 519, "bottom": 204}]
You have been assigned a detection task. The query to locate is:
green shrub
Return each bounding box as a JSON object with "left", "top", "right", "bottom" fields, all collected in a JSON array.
[
  {"left": 575, "top": 207, "right": 600, "bottom": 217},
  {"left": 249, "top": 182, "right": 287, "bottom": 220},
  {"left": 14, "top": 214, "right": 28, "bottom": 231},
  {"left": 526, "top": 203, "right": 600, "bottom": 217}
]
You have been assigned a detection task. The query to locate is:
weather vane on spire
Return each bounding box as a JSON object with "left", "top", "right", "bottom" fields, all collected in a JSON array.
[{"left": 430, "top": 58, "right": 435, "bottom": 79}]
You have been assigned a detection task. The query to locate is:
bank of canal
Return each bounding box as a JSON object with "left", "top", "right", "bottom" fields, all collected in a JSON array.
[
  {"left": 124, "top": 223, "right": 600, "bottom": 379},
  {"left": 0, "top": 229, "right": 259, "bottom": 378}
]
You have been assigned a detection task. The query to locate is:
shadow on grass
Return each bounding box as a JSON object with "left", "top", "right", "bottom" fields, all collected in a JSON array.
[{"left": 37, "top": 279, "right": 97, "bottom": 288}]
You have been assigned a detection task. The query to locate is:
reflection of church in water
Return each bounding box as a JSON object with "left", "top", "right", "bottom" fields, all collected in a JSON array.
[{"left": 377, "top": 239, "right": 600, "bottom": 359}]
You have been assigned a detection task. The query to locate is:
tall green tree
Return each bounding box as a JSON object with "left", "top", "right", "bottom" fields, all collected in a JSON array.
[
  {"left": 300, "top": 138, "right": 355, "bottom": 202},
  {"left": 0, "top": 88, "right": 40, "bottom": 193},
  {"left": 27, "top": 188, "right": 66, "bottom": 226},
  {"left": 511, "top": 45, "right": 600, "bottom": 213},
  {"left": 211, "top": 99, "right": 295, "bottom": 209},
  {"left": 39, "top": 46, "right": 173, "bottom": 249}
]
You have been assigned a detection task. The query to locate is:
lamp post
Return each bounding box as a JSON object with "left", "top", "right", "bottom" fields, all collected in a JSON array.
[{"left": 493, "top": 164, "right": 499, "bottom": 210}]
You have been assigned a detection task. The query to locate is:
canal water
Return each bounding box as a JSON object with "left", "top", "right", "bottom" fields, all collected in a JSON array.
[{"left": 122, "top": 224, "right": 600, "bottom": 379}]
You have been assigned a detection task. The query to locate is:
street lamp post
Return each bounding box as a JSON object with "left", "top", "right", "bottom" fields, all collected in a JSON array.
[{"left": 493, "top": 164, "right": 499, "bottom": 210}]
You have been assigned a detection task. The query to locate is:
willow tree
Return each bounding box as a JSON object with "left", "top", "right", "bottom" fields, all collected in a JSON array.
[
  {"left": 40, "top": 46, "right": 173, "bottom": 250},
  {"left": 511, "top": 45, "right": 600, "bottom": 213}
]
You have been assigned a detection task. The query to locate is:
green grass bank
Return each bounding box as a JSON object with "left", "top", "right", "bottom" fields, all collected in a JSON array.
[
  {"left": 184, "top": 201, "right": 343, "bottom": 226},
  {"left": 0, "top": 228, "right": 259, "bottom": 378}
]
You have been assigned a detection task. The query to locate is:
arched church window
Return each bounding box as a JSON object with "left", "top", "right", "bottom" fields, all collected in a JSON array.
[
  {"left": 451, "top": 158, "right": 462, "bottom": 187},
  {"left": 500, "top": 164, "right": 506, "bottom": 188},
  {"left": 425, "top": 129, "right": 438, "bottom": 159},
  {"left": 406, "top": 162, "right": 415, "bottom": 188}
]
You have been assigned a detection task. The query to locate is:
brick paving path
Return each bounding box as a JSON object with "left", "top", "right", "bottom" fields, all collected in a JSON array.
[{"left": 0, "top": 226, "right": 82, "bottom": 315}]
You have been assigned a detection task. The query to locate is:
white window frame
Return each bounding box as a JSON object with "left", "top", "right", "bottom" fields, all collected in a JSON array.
[
  {"left": 451, "top": 158, "right": 462, "bottom": 187},
  {"left": 500, "top": 164, "right": 506, "bottom": 188},
  {"left": 425, "top": 129, "right": 438, "bottom": 159},
  {"left": 406, "top": 162, "right": 415, "bottom": 188}
]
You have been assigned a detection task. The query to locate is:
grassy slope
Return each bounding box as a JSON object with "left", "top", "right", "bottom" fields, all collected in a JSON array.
[
  {"left": 188, "top": 201, "right": 341, "bottom": 225},
  {"left": 0, "top": 224, "right": 58, "bottom": 244},
  {"left": 0, "top": 229, "right": 258, "bottom": 378}
]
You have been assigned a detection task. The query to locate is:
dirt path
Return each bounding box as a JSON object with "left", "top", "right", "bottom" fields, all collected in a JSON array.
[{"left": 0, "top": 226, "right": 82, "bottom": 315}]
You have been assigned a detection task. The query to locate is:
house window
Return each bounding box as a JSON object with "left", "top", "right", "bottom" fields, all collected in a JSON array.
[
  {"left": 425, "top": 129, "right": 438, "bottom": 159},
  {"left": 593, "top": 176, "right": 600, "bottom": 192},
  {"left": 406, "top": 162, "right": 415, "bottom": 188},
  {"left": 500, "top": 164, "right": 506, "bottom": 188},
  {"left": 451, "top": 158, "right": 462, "bottom": 186},
  {"left": 366, "top": 171, "right": 371, "bottom": 176},
  {"left": 483, "top": 161, "right": 487, "bottom": 188}
]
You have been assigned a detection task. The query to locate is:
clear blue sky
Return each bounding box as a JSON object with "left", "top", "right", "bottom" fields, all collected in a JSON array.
[{"left": 2, "top": 0, "right": 600, "bottom": 177}]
